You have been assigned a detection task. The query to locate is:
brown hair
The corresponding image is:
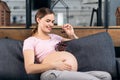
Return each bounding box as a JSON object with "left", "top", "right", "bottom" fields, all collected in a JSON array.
[{"left": 31, "top": 7, "right": 54, "bottom": 35}]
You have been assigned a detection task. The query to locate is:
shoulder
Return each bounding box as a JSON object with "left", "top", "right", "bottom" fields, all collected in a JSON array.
[
  {"left": 24, "top": 37, "right": 37, "bottom": 44},
  {"left": 23, "top": 37, "right": 37, "bottom": 51}
]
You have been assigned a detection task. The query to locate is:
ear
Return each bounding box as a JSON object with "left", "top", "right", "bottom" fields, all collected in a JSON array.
[{"left": 36, "top": 18, "right": 41, "bottom": 23}]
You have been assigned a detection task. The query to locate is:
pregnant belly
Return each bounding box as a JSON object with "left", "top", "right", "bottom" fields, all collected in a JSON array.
[{"left": 42, "top": 51, "right": 78, "bottom": 71}]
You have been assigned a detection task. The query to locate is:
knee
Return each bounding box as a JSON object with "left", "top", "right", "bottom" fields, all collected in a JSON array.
[
  {"left": 40, "top": 72, "right": 57, "bottom": 80},
  {"left": 101, "top": 72, "right": 112, "bottom": 80},
  {"left": 86, "top": 71, "right": 112, "bottom": 80}
]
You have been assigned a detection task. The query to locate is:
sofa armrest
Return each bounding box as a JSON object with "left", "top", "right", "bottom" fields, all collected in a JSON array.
[
  {"left": 116, "top": 58, "right": 120, "bottom": 79},
  {"left": 0, "top": 38, "right": 40, "bottom": 80}
]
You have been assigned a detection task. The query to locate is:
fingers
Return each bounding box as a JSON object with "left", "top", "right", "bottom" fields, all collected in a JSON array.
[
  {"left": 58, "top": 63, "right": 72, "bottom": 71},
  {"left": 53, "top": 58, "right": 72, "bottom": 71},
  {"left": 64, "top": 63, "right": 72, "bottom": 71},
  {"left": 59, "top": 59, "right": 72, "bottom": 71},
  {"left": 62, "top": 24, "right": 73, "bottom": 30}
]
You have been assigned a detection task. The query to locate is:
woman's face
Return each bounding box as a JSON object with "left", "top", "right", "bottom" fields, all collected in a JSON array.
[{"left": 37, "top": 14, "right": 55, "bottom": 33}]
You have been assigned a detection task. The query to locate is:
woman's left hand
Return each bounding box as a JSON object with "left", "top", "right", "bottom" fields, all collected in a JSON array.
[
  {"left": 62, "top": 24, "right": 78, "bottom": 39},
  {"left": 62, "top": 24, "right": 75, "bottom": 37}
]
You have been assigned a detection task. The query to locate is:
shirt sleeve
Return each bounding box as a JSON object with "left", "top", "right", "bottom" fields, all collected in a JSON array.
[{"left": 23, "top": 37, "right": 35, "bottom": 51}]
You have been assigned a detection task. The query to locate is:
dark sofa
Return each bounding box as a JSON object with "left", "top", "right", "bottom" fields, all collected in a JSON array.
[{"left": 0, "top": 32, "right": 119, "bottom": 80}]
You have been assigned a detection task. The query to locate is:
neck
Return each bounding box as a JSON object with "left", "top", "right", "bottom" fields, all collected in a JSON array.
[{"left": 34, "top": 31, "right": 50, "bottom": 40}]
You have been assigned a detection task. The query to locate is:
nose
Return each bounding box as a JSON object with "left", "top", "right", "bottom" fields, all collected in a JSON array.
[{"left": 49, "top": 22, "right": 54, "bottom": 27}]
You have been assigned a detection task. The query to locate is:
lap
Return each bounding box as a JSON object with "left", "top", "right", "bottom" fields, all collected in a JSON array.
[
  {"left": 84, "top": 71, "right": 112, "bottom": 80},
  {"left": 40, "top": 70, "right": 110, "bottom": 80}
]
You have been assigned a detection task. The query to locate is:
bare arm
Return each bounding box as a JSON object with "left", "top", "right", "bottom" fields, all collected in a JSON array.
[
  {"left": 23, "top": 50, "right": 72, "bottom": 74},
  {"left": 23, "top": 50, "right": 55, "bottom": 74}
]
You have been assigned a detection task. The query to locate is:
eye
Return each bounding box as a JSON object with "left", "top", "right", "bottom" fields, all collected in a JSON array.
[
  {"left": 46, "top": 19, "right": 51, "bottom": 22},
  {"left": 52, "top": 20, "right": 55, "bottom": 24}
]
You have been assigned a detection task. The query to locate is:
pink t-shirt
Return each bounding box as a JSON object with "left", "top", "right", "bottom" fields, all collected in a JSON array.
[{"left": 23, "top": 34, "right": 63, "bottom": 62}]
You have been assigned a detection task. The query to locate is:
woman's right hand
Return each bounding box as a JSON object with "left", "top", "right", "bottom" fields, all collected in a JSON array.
[{"left": 51, "top": 59, "right": 72, "bottom": 71}]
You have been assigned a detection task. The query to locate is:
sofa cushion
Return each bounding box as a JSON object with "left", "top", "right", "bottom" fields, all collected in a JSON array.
[
  {"left": 0, "top": 38, "right": 40, "bottom": 80},
  {"left": 116, "top": 58, "right": 120, "bottom": 79},
  {"left": 65, "top": 32, "right": 117, "bottom": 78}
]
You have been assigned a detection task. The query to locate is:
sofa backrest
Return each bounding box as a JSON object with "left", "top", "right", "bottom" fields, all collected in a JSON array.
[
  {"left": 65, "top": 32, "right": 117, "bottom": 79},
  {"left": 0, "top": 32, "right": 118, "bottom": 80}
]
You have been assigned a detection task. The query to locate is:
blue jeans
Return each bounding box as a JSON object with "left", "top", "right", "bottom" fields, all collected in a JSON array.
[{"left": 40, "top": 70, "right": 111, "bottom": 80}]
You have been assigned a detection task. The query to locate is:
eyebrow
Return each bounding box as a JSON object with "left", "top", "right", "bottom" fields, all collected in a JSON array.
[{"left": 46, "top": 19, "right": 55, "bottom": 21}]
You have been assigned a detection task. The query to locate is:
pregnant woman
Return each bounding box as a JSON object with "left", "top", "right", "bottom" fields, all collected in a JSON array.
[{"left": 23, "top": 8, "right": 111, "bottom": 80}]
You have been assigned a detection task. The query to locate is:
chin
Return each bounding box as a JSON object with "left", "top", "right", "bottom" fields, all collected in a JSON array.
[{"left": 47, "top": 30, "right": 52, "bottom": 33}]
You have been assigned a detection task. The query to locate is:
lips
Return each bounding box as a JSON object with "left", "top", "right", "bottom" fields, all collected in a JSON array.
[{"left": 47, "top": 26, "right": 52, "bottom": 31}]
